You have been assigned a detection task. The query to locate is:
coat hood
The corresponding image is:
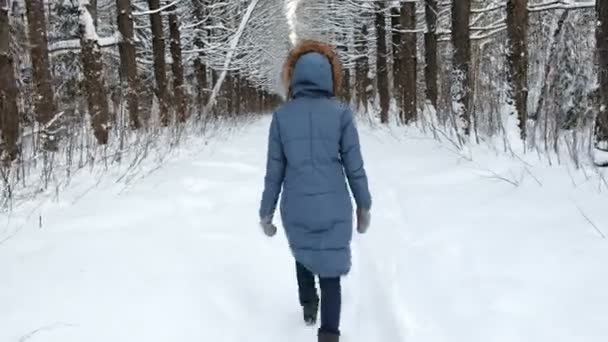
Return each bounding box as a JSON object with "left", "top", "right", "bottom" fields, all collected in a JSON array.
[{"left": 283, "top": 40, "right": 343, "bottom": 98}]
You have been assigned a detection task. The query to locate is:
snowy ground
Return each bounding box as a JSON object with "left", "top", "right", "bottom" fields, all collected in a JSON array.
[{"left": 1, "top": 116, "right": 608, "bottom": 342}]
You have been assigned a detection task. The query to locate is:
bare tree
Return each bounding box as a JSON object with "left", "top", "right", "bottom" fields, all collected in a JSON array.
[
  {"left": 116, "top": 0, "right": 140, "bottom": 129},
  {"left": 148, "top": 0, "right": 170, "bottom": 126},
  {"left": 169, "top": 8, "right": 187, "bottom": 122},
  {"left": 0, "top": 0, "right": 19, "bottom": 161},
  {"left": 424, "top": 0, "right": 438, "bottom": 109},
  {"left": 24, "top": 0, "right": 56, "bottom": 147},
  {"left": 401, "top": 1, "right": 416, "bottom": 123},
  {"left": 79, "top": 0, "right": 109, "bottom": 145},
  {"left": 597, "top": 0, "right": 608, "bottom": 151},
  {"left": 392, "top": 6, "right": 403, "bottom": 118},
  {"left": 451, "top": 0, "right": 472, "bottom": 135},
  {"left": 192, "top": 0, "right": 208, "bottom": 114},
  {"left": 355, "top": 22, "right": 370, "bottom": 113},
  {"left": 375, "top": 1, "right": 389, "bottom": 124},
  {"left": 507, "top": 0, "right": 529, "bottom": 140},
  {"left": 533, "top": 10, "right": 570, "bottom": 124}
]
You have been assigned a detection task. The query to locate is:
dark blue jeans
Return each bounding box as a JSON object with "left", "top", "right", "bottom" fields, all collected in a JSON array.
[{"left": 296, "top": 261, "right": 341, "bottom": 335}]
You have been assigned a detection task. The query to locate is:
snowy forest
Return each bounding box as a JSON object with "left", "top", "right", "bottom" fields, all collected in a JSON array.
[
  {"left": 2, "top": 1, "right": 608, "bottom": 342},
  {"left": 0, "top": 0, "right": 607, "bottom": 206}
]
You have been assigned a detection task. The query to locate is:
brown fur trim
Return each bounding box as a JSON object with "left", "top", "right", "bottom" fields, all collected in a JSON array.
[{"left": 283, "top": 39, "right": 343, "bottom": 98}]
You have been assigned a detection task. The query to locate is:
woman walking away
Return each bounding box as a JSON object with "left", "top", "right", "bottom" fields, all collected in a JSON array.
[{"left": 258, "top": 40, "right": 372, "bottom": 342}]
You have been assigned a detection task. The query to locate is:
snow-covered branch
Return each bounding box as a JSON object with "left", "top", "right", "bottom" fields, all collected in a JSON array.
[
  {"left": 133, "top": 0, "right": 184, "bottom": 16},
  {"left": 529, "top": 0, "right": 596, "bottom": 12}
]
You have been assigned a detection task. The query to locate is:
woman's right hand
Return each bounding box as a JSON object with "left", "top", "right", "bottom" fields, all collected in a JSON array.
[{"left": 356, "top": 208, "right": 371, "bottom": 234}]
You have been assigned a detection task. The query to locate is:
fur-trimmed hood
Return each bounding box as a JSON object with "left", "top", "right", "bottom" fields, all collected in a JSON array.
[{"left": 283, "top": 40, "right": 343, "bottom": 98}]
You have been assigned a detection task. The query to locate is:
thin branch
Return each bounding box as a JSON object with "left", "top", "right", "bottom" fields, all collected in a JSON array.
[{"left": 575, "top": 203, "right": 606, "bottom": 239}]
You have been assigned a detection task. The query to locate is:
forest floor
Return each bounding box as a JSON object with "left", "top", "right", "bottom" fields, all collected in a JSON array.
[{"left": 1, "top": 116, "right": 608, "bottom": 342}]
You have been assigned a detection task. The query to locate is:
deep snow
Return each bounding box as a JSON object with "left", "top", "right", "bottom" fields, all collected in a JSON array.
[{"left": 1, "top": 117, "right": 608, "bottom": 342}]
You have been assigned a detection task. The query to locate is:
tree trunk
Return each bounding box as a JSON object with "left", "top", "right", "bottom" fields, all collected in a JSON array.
[
  {"left": 24, "top": 0, "right": 56, "bottom": 145},
  {"left": 90, "top": 0, "right": 97, "bottom": 26},
  {"left": 339, "top": 23, "right": 352, "bottom": 103},
  {"left": 116, "top": 0, "right": 140, "bottom": 129},
  {"left": 225, "top": 72, "right": 234, "bottom": 116},
  {"left": 79, "top": 1, "right": 109, "bottom": 145},
  {"left": 391, "top": 7, "right": 403, "bottom": 118},
  {"left": 192, "top": 0, "right": 208, "bottom": 115},
  {"left": 451, "top": 0, "right": 472, "bottom": 135},
  {"left": 235, "top": 73, "right": 242, "bottom": 116},
  {"left": 355, "top": 22, "right": 370, "bottom": 112},
  {"left": 375, "top": 1, "right": 389, "bottom": 124},
  {"left": 401, "top": 1, "right": 417, "bottom": 123},
  {"left": 169, "top": 10, "right": 187, "bottom": 122},
  {"left": 506, "top": 0, "right": 529, "bottom": 140},
  {"left": 424, "top": 0, "right": 438, "bottom": 109},
  {"left": 148, "top": 0, "right": 169, "bottom": 126},
  {"left": 534, "top": 10, "right": 570, "bottom": 123},
  {"left": 0, "top": 0, "right": 19, "bottom": 161},
  {"left": 596, "top": 0, "right": 608, "bottom": 150},
  {"left": 343, "top": 67, "right": 351, "bottom": 103}
]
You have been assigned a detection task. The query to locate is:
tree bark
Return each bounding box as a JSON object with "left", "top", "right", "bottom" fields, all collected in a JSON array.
[
  {"left": 375, "top": 1, "right": 389, "bottom": 124},
  {"left": 391, "top": 6, "right": 402, "bottom": 118},
  {"left": 192, "top": 0, "right": 208, "bottom": 115},
  {"left": 24, "top": 0, "right": 56, "bottom": 143},
  {"left": 401, "top": 1, "right": 417, "bottom": 123},
  {"left": 116, "top": 0, "right": 140, "bottom": 129},
  {"left": 0, "top": 0, "right": 19, "bottom": 161},
  {"left": 451, "top": 0, "right": 472, "bottom": 135},
  {"left": 506, "top": 0, "right": 529, "bottom": 140},
  {"left": 148, "top": 0, "right": 170, "bottom": 126},
  {"left": 596, "top": 0, "right": 608, "bottom": 150},
  {"left": 355, "top": 22, "right": 370, "bottom": 112},
  {"left": 90, "top": 0, "right": 97, "bottom": 27},
  {"left": 169, "top": 10, "right": 187, "bottom": 122},
  {"left": 424, "top": 0, "right": 438, "bottom": 109},
  {"left": 79, "top": 1, "right": 109, "bottom": 145},
  {"left": 534, "top": 10, "right": 570, "bottom": 123},
  {"left": 339, "top": 21, "right": 352, "bottom": 103}
]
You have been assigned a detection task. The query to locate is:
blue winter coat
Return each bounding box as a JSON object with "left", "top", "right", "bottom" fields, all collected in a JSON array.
[{"left": 259, "top": 51, "right": 372, "bottom": 278}]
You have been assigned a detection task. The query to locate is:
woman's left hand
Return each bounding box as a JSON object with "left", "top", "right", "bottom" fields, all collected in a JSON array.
[{"left": 260, "top": 216, "right": 277, "bottom": 237}]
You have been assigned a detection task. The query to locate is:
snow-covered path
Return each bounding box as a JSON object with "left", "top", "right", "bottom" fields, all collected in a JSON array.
[{"left": 2, "top": 117, "right": 608, "bottom": 342}]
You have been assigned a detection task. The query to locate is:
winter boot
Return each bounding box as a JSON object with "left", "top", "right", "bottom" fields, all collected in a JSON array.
[
  {"left": 302, "top": 296, "right": 319, "bottom": 326},
  {"left": 318, "top": 331, "right": 339, "bottom": 342}
]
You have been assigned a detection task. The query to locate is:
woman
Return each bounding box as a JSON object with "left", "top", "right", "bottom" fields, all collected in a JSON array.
[{"left": 258, "top": 40, "right": 372, "bottom": 342}]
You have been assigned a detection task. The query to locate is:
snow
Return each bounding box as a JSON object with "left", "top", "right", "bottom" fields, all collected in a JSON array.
[
  {"left": 79, "top": 1, "right": 99, "bottom": 41},
  {"left": 1, "top": 116, "right": 608, "bottom": 342},
  {"left": 594, "top": 146, "right": 608, "bottom": 166}
]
